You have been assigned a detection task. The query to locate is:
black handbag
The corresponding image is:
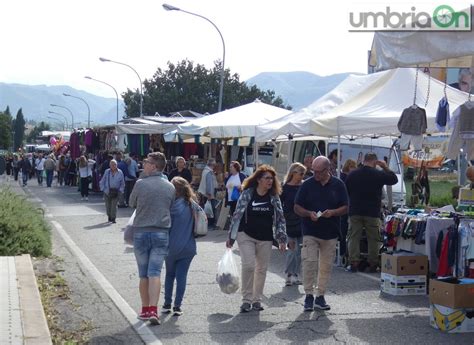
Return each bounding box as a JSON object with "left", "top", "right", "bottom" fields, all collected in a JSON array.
[{"left": 109, "top": 188, "right": 119, "bottom": 198}]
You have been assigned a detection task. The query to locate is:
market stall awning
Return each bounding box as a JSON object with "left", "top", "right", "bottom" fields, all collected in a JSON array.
[
  {"left": 255, "top": 72, "right": 375, "bottom": 142},
  {"left": 176, "top": 99, "right": 292, "bottom": 138},
  {"left": 370, "top": 31, "right": 474, "bottom": 71},
  {"left": 309, "top": 68, "right": 470, "bottom": 137},
  {"left": 115, "top": 116, "right": 189, "bottom": 134}
]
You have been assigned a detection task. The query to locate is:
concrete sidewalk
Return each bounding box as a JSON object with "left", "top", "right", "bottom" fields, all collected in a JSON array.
[
  {"left": 0, "top": 175, "right": 52, "bottom": 345},
  {"left": 0, "top": 255, "right": 52, "bottom": 345}
]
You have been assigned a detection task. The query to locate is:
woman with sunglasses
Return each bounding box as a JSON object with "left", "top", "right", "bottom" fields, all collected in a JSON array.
[
  {"left": 281, "top": 163, "right": 306, "bottom": 286},
  {"left": 226, "top": 165, "right": 288, "bottom": 313}
]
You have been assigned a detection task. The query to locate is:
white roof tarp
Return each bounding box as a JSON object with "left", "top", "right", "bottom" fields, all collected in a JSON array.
[
  {"left": 309, "top": 68, "right": 469, "bottom": 137},
  {"left": 255, "top": 72, "right": 380, "bottom": 142},
  {"left": 176, "top": 99, "right": 292, "bottom": 138},
  {"left": 370, "top": 31, "right": 474, "bottom": 71},
  {"left": 115, "top": 117, "right": 188, "bottom": 134}
]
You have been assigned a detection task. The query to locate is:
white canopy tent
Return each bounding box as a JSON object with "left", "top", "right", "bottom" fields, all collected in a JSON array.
[
  {"left": 115, "top": 114, "right": 202, "bottom": 135},
  {"left": 255, "top": 73, "right": 379, "bottom": 142},
  {"left": 176, "top": 99, "right": 292, "bottom": 138},
  {"left": 308, "top": 68, "right": 470, "bottom": 137},
  {"left": 370, "top": 31, "right": 474, "bottom": 71}
]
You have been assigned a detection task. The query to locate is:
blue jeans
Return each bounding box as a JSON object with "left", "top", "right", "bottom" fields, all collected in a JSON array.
[
  {"left": 133, "top": 231, "right": 169, "bottom": 278},
  {"left": 164, "top": 256, "right": 194, "bottom": 307},
  {"left": 45, "top": 170, "right": 54, "bottom": 187},
  {"left": 36, "top": 170, "right": 44, "bottom": 185},
  {"left": 22, "top": 171, "right": 28, "bottom": 186},
  {"left": 285, "top": 236, "right": 302, "bottom": 276}
]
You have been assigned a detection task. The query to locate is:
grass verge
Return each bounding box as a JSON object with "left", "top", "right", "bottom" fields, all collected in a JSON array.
[{"left": 0, "top": 186, "right": 51, "bottom": 256}]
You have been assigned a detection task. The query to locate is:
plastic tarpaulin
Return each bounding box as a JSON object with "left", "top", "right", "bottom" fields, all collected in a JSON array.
[
  {"left": 255, "top": 73, "right": 381, "bottom": 142},
  {"left": 370, "top": 31, "right": 474, "bottom": 71},
  {"left": 176, "top": 100, "right": 291, "bottom": 138},
  {"left": 309, "top": 68, "right": 469, "bottom": 137}
]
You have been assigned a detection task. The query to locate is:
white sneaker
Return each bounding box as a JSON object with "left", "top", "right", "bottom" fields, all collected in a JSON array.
[
  {"left": 81, "top": 197, "right": 84, "bottom": 201},
  {"left": 292, "top": 275, "right": 302, "bottom": 285},
  {"left": 85, "top": 197, "right": 89, "bottom": 201}
]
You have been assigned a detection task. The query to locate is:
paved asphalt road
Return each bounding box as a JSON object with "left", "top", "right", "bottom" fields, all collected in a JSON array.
[{"left": 5, "top": 177, "right": 473, "bottom": 344}]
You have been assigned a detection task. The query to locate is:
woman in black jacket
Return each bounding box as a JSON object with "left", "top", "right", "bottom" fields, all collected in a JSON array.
[{"left": 281, "top": 162, "right": 306, "bottom": 286}]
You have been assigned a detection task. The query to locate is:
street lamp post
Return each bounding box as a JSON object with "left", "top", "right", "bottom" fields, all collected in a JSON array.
[
  {"left": 85, "top": 76, "right": 120, "bottom": 123},
  {"left": 99, "top": 57, "right": 143, "bottom": 117},
  {"left": 63, "top": 93, "right": 91, "bottom": 128},
  {"left": 50, "top": 104, "right": 75, "bottom": 129},
  {"left": 48, "top": 111, "right": 69, "bottom": 130},
  {"left": 162, "top": 3, "right": 226, "bottom": 112}
]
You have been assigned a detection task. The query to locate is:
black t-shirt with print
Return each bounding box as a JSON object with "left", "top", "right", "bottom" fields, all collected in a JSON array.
[{"left": 239, "top": 192, "right": 274, "bottom": 241}]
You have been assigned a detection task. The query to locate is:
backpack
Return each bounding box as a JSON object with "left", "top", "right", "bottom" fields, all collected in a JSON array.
[{"left": 191, "top": 201, "right": 208, "bottom": 237}]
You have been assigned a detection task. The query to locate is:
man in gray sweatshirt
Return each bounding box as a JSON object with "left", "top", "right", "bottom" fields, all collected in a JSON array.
[{"left": 129, "top": 152, "right": 175, "bottom": 325}]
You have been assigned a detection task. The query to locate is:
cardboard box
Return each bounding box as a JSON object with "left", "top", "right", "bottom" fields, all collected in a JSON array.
[
  {"left": 429, "top": 278, "right": 474, "bottom": 309},
  {"left": 380, "top": 273, "right": 426, "bottom": 296},
  {"left": 381, "top": 252, "right": 428, "bottom": 276},
  {"left": 430, "top": 304, "right": 474, "bottom": 333}
]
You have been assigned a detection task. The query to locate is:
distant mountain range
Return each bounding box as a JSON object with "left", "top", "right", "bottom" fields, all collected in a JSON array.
[
  {"left": 0, "top": 83, "right": 125, "bottom": 126},
  {"left": 246, "top": 71, "right": 356, "bottom": 110},
  {"left": 0, "top": 71, "right": 356, "bottom": 127}
]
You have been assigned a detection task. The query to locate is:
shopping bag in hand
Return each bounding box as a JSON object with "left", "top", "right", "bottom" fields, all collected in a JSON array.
[
  {"left": 123, "top": 210, "right": 136, "bottom": 246},
  {"left": 204, "top": 200, "right": 214, "bottom": 218},
  {"left": 216, "top": 248, "right": 240, "bottom": 294}
]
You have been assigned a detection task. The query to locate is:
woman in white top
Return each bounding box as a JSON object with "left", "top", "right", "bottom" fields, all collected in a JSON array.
[
  {"left": 224, "top": 161, "right": 246, "bottom": 216},
  {"left": 78, "top": 155, "right": 96, "bottom": 200}
]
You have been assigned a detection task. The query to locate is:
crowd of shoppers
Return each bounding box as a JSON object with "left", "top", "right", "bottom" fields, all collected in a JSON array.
[{"left": 3, "top": 147, "right": 398, "bottom": 325}]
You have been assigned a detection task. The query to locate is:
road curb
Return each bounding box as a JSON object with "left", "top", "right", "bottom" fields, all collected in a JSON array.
[{"left": 15, "top": 254, "right": 52, "bottom": 345}]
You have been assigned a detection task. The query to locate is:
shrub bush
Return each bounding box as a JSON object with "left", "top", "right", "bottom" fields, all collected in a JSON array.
[{"left": 0, "top": 187, "right": 51, "bottom": 256}]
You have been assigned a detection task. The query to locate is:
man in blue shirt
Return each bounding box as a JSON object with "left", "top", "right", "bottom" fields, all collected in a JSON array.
[
  {"left": 99, "top": 159, "right": 125, "bottom": 223},
  {"left": 294, "top": 156, "right": 348, "bottom": 312}
]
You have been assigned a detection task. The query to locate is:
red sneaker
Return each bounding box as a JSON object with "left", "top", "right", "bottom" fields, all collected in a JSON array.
[
  {"left": 137, "top": 310, "right": 149, "bottom": 321},
  {"left": 148, "top": 311, "right": 161, "bottom": 325}
]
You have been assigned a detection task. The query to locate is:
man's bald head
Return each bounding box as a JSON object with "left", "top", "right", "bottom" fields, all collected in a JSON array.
[{"left": 312, "top": 156, "right": 330, "bottom": 171}]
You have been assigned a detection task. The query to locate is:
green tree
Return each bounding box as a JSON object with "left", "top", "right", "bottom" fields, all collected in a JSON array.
[
  {"left": 26, "top": 121, "right": 51, "bottom": 143},
  {"left": 13, "top": 108, "right": 26, "bottom": 151},
  {"left": 0, "top": 111, "right": 13, "bottom": 150},
  {"left": 122, "top": 59, "right": 291, "bottom": 117}
]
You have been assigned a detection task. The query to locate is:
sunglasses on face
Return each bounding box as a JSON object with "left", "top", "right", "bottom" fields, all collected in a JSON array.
[{"left": 262, "top": 175, "right": 274, "bottom": 180}]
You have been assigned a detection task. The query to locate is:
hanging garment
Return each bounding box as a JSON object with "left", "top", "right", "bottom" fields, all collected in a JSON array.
[
  {"left": 437, "top": 232, "right": 451, "bottom": 277},
  {"left": 435, "top": 97, "right": 450, "bottom": 132},
  {"left": 399, "top": 134, "right": 423, "bottom": 150},
  {"left": 446, "top": 105, "right": 474, "bottom": 159},
  {"left": 459, "top": 104, "right": 474, "bottom": 139},
  {"left": 69, "top": 132, "right": 81, "bottom": 159},
  {"left": 398, "top": 106, "right": 428, "bottom": 135}
]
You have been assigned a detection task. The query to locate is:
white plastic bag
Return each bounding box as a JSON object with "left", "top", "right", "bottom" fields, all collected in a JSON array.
[
  {"left": 123, "top": 210, "right": 136, "bottom": 246},
  {"left": 216, "top": 248, "right": 240, "bottom": 294},
  {"left": 204, "top": 200, "right": 214, "bottom": 218}
]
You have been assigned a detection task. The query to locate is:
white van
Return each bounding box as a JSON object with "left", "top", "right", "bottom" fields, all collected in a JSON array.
[{"left": 271, "top": 136, "right": 405, "bottom": 207}]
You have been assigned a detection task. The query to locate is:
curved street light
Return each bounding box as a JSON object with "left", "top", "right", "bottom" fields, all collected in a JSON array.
[
  {"left": 63, "top": 93, "right": 91, "bottom": 128},
  {"left": 163, "top": 3, "right": 226, "bottom": 112},
  {"left": 85, "top": 76, "right": 120, "bottom": 123},
  {"left": 99, "top": 57, "right": 143, "bottom": 116},
  {"left": 50, "top": 103, "right": 75, "bottom": 129},
  {"left": 48, "top": 111, "right": 69, "bottom": 130}
]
